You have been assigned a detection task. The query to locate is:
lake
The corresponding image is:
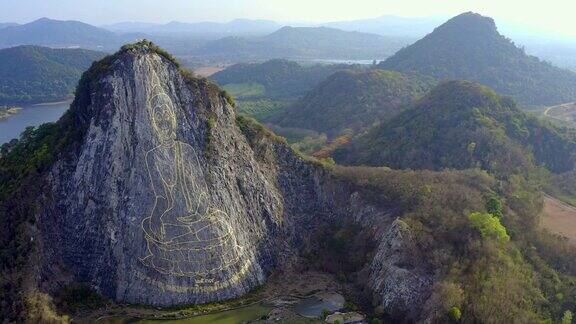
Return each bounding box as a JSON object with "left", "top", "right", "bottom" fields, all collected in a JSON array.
[{"left": 0, "top": 100, "right": 71, "bottom": 144}]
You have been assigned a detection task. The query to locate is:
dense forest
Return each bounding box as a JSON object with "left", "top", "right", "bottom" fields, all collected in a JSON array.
[
  {"left": 332, "top": 80, "right": 576, "bottom": 322},
  {"left": 335, "top": 80, "right": 576, "bottom": 176},
  {"left": 272, "top": 68, "right": 434, "bottom": 138},
  {"left": 211, "top": 59, "right": 358, "bottom": 120},
  {"left": 334, "top": 164, "right": 576, "bottom": 323},
  {"left": 211, "top": 59, "right": 356, "bottom": 100},
  {"left": 0, "top": 45, "right": 105, "bottom": 105},
  {"left": 380, "top": 12, "right": 576, "bottom": 106}
]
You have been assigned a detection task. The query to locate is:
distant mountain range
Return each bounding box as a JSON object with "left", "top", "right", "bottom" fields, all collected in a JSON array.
[
  {"left": 0, "top": 18, "right": 142, "bottom": 50},
  {"left": 0, "top": 23, "right": 18, "bottom": 30},
  {"left": 323, "top": 15, "right": 445, "bottom": 39},
  {"left": 1, "top": 16, "right": 575, "bottom": 67},
  {"left": 379, "top": 12, "right": 576, "bottom": 106},
  {"left": 198, "top": 26, "right": 409, "bottom": 60},
  {"left": 0, "top": 18, "right": 406, "bottom": 60},
  {"left": 0, "top": 45, "right": 105, "bottom": 105},
  {"left": 103, "top": 18, "right": 281, "bottom": 37}
]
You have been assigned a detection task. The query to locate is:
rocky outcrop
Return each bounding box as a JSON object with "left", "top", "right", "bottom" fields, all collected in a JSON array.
[
  {"left": 28, "top": 42, "right": 432, "bottom": 316},
  {"left": 38, "top": 44, "right": 285, "bottom": 305},
  {"left": 369, "top": 219, "right": 432, "bottom": 321}
]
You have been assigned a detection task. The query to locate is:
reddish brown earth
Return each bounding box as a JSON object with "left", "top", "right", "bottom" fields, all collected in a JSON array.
[
  {"left": 543, "top": 195, "right": 576, "bottom": 244},
  {"left": 194, "top": 66, "right": 225, "bottom": 77}
]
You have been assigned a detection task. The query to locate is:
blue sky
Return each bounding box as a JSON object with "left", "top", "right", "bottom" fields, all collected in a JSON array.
[{"left": 0, "top": 0, "right": 575, "bottom": 37}]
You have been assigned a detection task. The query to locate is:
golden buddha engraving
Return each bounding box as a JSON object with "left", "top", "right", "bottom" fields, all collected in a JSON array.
[{"left": 139, "top": 68, "right": 247, "bottom": 285}]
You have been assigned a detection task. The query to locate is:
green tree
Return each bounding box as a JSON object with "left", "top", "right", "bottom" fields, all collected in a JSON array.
[
  {"left": 449, "top": 307, "right": 462, "bottom": 321},
  {"left": 486, "top": 195, "right": 503, "bottom": 218},
  {"left": 468, "top": 212, "right": 510, "bottom": 244},
  {"left": 562, "top": 310, "right": 573, "bottom": 324}
]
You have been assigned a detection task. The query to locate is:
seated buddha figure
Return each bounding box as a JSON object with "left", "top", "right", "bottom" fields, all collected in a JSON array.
[{"left": 140, "top": 85, "right": 244, "bottom": 280}]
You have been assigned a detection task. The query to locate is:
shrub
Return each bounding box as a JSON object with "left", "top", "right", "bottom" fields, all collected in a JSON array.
[
  {"left": 562, "top": 310, "right": 573, "bottom": 324},
  {"left": 449, "top": 307, "right": 462, "bottom": 321},
  {"left": 469, "top": 212, "right": 510, "bottom": 244}
]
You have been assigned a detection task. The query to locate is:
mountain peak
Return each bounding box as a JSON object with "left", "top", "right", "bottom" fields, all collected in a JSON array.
[
  {"left": 436, "top": 11, "right": 497, "bottom": 34},
  {"left": 424, "top": 80, "right": 505, "bottom": 109},
  {"left": 32, "top": 17, "right": 54, "bottom": 23},
  {"left": 379, "top": 12, "right": 576, "bottom": 105}
]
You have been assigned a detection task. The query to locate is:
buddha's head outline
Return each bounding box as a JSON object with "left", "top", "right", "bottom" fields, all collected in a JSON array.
[{"left": 149, "top": 87, "right": 177, "bottom": 143}]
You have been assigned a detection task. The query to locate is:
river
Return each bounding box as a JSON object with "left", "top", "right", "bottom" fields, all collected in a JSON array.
[{"left": 0, "top": 100, "right": 71, "bottom": 144}]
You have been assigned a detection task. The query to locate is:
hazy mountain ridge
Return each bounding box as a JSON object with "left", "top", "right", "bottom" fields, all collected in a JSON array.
[
  {"left": 198, "top": 26, "right": 408, "bottom": 60},
  {"left": 379, "top": 12, "right": 576, "bottom": 106},
  {"left": 0, "top": 18, "right": 142, "bottom": 50},
  {"left": 103, "top": 18, "right": 281, "bottom": 36},
  {"left": 323, "top": 15, "right": 444, "bottom": 38},
  {"left": 0, "top": 23, "right": 19, "bottom": 30}
]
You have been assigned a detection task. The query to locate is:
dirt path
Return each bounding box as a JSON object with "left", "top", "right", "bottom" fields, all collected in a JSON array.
[
  {"left": 543, "top": 102, "right": 576, "bottom": 122},
  {"left": 542, "top": 194, "right": 576, "bottom": 244}
]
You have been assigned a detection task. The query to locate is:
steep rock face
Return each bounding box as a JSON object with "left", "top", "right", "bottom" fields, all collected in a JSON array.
[
  {"left": 369, "top": 219, "right": 431, "bottom": 320},
  {"left": 39, "top": 48, "right": 284, "bottom": 305},
  {"left": 29, "top": 43, "right": 432, "bottom": 315}
]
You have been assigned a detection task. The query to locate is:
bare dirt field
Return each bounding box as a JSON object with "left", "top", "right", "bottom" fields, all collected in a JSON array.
[
  {"left": 544, "top": 102, "right": 576, "bottom": 123},
  {"left": 542, "top": 195, "right": 576, "bottom": 244},
  {"left": 194, "top": 66, "right": 226, "bottom": 77}
]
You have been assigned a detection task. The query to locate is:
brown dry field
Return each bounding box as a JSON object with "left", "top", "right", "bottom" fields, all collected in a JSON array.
[
  {"left": 544, "top": 102, "right": 576, "bottom": 123},
  {"left": 542, "top": 195, "right": 576, "bottom": 244},
  {"left": 194, "top": 66, "right": 226, "bottom": 77}
]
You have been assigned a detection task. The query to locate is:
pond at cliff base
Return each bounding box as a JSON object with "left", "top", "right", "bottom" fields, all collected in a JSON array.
[{"left": 293, "top": 292, "right": 345, "bottom": 318}]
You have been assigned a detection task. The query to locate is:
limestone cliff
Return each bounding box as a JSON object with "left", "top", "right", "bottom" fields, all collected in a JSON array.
[{"left": 4, "top": 42, "right": 433, "bottom": 319}]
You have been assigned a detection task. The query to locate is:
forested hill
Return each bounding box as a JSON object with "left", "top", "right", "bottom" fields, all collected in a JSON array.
[
  {"left": 0, "top": 45, "right": 105, "bottom": 105},
  {"left": 335, "top": 80, "right": 576, "bottom": 176},
  {"left": 211, "top": 59, "right": 356, "bottom": 99},
  {"left": 379, "top": 12, "right": 576, "bottom": 106},
  {"left": 198, "top": 26, "right": 408, "bottom": 60},
  {"left": 272, "top": 69, "right": 434, "bottom": 138}
]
